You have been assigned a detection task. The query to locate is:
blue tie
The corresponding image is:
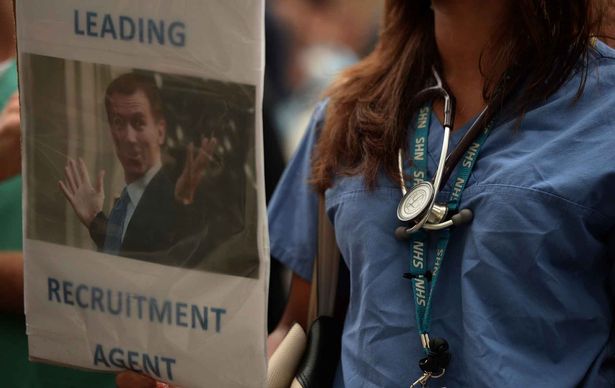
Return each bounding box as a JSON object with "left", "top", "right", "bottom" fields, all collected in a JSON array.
[{"left": 103, "top": 188, "right": 130, "bottom": 255}]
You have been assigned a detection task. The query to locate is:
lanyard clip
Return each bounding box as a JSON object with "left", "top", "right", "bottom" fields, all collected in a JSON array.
[
  {"left": 419, "top": 336, "right": 451, "bottom": 376},
  {"left": 410, "top": 372, "right": 432, "bottom": 387}
]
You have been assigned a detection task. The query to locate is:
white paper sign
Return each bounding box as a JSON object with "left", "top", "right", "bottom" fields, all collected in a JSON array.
[{"left": 17, "top": 1, "right": 267, "bottom": 387}]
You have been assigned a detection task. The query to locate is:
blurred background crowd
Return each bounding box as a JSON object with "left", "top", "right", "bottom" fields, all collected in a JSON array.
[
  {"left": 263, "top": 0, "right": 383, "bottom": 338},
  {"left": 0, "top": 0, "right": 613, "bottom": 386}
]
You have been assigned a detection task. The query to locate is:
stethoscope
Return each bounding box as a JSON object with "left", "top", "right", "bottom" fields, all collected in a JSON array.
[
  {"left": 395, "top": 68, "right": 489, "bottom": 240},
  {"left": 398, "top": 68, "right": 497, "bottom": 387}
]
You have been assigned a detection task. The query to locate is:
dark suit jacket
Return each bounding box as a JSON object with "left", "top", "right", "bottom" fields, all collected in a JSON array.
[
  {"left": 89, "top": 171, "right": 193, "bottom": 261},
  {"left": 88, "top": 170, "right": 258, "bottom": 277}
]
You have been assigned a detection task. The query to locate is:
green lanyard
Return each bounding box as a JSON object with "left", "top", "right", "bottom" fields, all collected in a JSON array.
[{"left": 405, "top": 105, "right": 492, "bottom": 351}]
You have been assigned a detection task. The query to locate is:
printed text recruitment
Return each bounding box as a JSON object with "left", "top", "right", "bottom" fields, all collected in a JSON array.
[{"left": 48, "top": 277, "right": 226, "bottom": 332}]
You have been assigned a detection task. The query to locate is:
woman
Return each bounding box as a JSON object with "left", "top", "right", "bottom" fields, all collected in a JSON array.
[
  {"left": 119, "top": 0, "right": 615, "bottom": 386},
  {"left": 268, "top": 0, "right": 615, "bottom": 387}
]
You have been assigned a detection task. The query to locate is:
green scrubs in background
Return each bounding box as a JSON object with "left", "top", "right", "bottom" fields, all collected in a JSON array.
[{"left": 0, "top": 59, "right": 115, "bottom": 388}]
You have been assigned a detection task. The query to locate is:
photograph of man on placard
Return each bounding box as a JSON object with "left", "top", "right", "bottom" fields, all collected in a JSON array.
[
  {"left": 59, "top": 73, "right": 215, "bottom": 258},
  {"left": 22, "top": 54, "right": 260, "bottom": 278}
]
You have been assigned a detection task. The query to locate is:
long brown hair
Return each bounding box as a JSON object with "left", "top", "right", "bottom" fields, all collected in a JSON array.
[{"left": 311, "top": 0, "right": 607, "bottom": 192}]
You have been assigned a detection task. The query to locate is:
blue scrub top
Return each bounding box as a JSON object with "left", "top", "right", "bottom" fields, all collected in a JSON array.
[{"left": 268, "top": 40, "right": 615, "bottom": 387}]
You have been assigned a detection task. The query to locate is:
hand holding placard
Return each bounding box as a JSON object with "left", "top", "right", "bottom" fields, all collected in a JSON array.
[{"left": 0, "top": 92, "right": 21, "bottom": 181}]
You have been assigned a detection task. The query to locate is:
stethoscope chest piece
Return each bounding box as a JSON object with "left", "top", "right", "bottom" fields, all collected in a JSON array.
[
  {"left": 395, "top": 67, "right": 487, "bottom": 240},
  {"left": 397, "top": 181, "right": 434, "bottom": 222}
]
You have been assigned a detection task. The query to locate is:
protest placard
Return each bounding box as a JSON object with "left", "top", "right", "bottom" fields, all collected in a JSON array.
[{"left": 17, "top": 1, "right": 267, "bottom": 387}]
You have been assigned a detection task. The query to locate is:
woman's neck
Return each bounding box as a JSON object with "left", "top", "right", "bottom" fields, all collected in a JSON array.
[{"left": 431, "top": 0, "right": 509, "bottom": 129}]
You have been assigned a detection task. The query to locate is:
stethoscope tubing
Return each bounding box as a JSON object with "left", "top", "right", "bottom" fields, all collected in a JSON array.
[{"left": 406, "top": 68, "right": 489, "bottom": 194}]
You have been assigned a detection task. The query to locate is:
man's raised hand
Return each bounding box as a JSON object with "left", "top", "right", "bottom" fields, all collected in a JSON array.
[
  {"left": 58, "top": 158, "right": 105, "bottom": 227},
  {"left": 174, "top": 137, "right": 217, "bottom": 205}
]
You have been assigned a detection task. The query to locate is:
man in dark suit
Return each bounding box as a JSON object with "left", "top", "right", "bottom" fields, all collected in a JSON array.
[{"left": 59, "top": 73, "right": 214, "bottom": 261}]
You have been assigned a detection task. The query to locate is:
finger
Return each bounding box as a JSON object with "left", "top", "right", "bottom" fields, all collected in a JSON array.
[
  {"left": 96, "top": 170, "right": 105, "bottom": 194},
  {"left": 196, "top": 138, "right": 208, "bottom": 155},
  {"left": 185, "top": 142, "right": 194, "bottom": 172},
  {"left": 202, "top": 136, "right": 218, "bottom": 151},
  {"left": 206, "top": 137, "right": 218, "bottom": 155},
  {"left": 64, "top": 163, "right": 78, "bottom": 193},
  {"left": 201, "top": 137, "right": 209, "bottom": 151},
  {"left": 69, "top": 158, "right": 82, "bottom": 186},
  {"left": 115, "top": 371, "right": 157, "bottom": 388},
  {"left": 1, "top": 93, "right": 19, "bottom": 114},
  {"left": 58, "top": 180, "right": 74, "bottom": 202},
  {"left": 4, "top": 112, "right": 20, "bottom": 128},
  {"left": 195, "top": 137, "right": 209, "bottom": 155},
  {"left": 78, "top": 158, "right": 91, "bottom": 186},
  {"left": 196, "top": 138, "right": 217, "bottom": 168},
  {"left": 0, "top": 113, "right": 20, "bottom": 137},
  {"left": 5, "top": 97, "right": 20, "bottom": 116},
  {"left": 194, "top": 150, "right": 210, "bottom": 170}
]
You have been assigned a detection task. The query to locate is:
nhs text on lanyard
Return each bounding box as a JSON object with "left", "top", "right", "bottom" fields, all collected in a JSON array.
[{"left": 405, "top": 105, "right": 492, "bottom": 387}]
